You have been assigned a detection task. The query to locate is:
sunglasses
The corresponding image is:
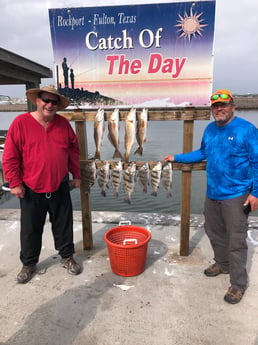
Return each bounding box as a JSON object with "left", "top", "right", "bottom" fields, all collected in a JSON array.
[
  {"left": 211, "top": 94, "right": 231, "bottom": 101},
  {"left": 39, "top": 95, "right": 59, "bottom": 106}
]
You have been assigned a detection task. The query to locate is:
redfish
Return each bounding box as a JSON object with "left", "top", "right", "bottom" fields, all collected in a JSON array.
[
  {"left": 123, "top": 108, "right": 136, "bottom": 162},
  {"left": 134, "top": 108, "right": 148, "bottom": 156},
  {"left": 108, "top": 108, "right": 122, "bottom": 159},
  {"left": 94, "top": 108, "right": 105, "bottom": 159}
]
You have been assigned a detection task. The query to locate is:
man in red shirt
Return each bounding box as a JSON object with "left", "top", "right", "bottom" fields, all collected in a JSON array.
[{"left": 2, "top": 85, "right": 82, "bottom": 283}]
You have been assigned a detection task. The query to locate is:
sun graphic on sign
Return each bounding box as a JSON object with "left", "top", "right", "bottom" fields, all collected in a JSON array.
[{"left": 175, "top": 8, "right": 207, "bottom": 40}]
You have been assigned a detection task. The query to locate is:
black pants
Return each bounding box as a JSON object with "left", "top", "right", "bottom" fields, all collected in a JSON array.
[{"left": 19, "top": 181, "right": 75, "bottom": 266}]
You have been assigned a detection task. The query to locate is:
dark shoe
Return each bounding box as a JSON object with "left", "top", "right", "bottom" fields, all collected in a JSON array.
[
  {"left": 61, "top": 256, "right": 81, "bottom": 275},
  {"left": 224, "top": 286, "right": 245, "bottom": 304},
  {"left": 204, "top": 263, "right": 229, "bottom": 277},
  {"left": 17, "top": 265, "right": 36, "bottom": 284}
]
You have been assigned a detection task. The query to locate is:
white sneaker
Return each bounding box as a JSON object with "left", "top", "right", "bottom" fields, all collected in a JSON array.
[{"left": 2, "top": 182, "right": 10, "bottom": 191}]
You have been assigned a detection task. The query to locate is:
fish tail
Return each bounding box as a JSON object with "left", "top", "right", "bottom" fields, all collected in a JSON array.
[
  {"left": 167, "top": 191, "right": 172, "bottom": 198},
  {"left": 101, "top": 189, "right": 106, "bottom": 197},
  {"left": 124, "top": 196, "right": 131, "bottom": 204},
  {"left": 151, "top": 191, "right": 158, "bottom": 197},
  {"left": 114, "top": 190, "right": 119, "bottom": 198},
  {"left": 94, "top": 151, "right": 100, "bottom": 160},
  {"left": 134, "top": 146, "right": 143, "bottom": 156},
  {"left": 142, "top": 186, "right": 147, "bottom": 193},
  {"left": 113, "top": 150, "right": 122, "bottom": 159},
  {"left": 123, "top": 153, "right": 129, "bottom": 162}
]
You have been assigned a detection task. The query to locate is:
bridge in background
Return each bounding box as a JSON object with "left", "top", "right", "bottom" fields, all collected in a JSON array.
[{"left": 0, "top": 47, "right": 53, "bottom": 111}]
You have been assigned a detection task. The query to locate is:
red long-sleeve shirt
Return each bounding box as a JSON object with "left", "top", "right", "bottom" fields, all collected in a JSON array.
[{"left": 2, "top": 112, "right": 81, "bottom": 193}]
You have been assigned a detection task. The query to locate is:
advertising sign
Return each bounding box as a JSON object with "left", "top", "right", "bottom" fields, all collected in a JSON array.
[{"left": 49, "top": 1, "right": 216, "bottom": 107}]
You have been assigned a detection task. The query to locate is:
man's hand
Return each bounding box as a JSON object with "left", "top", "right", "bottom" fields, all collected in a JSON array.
[
  {"left": 10, "top": 185, "right": 25, "bottom": 198},
  {"left": 70, "top": 178, "right": 81, "bottom": 189},
  {"left": 244, "top": 194, "right": 258, "bottom": 212},
  {"left": 163, "top": 155, "right": 174, "bottom": 162}
]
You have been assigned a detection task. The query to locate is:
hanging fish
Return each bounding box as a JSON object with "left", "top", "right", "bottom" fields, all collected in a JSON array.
[
  {"left": 151, "top": 161, "right": 162, "bottom": 196},
  {"left": 94, "top": 108, "right": 105, "bottom": 159},
  {"left": 138, "top": 162, "right": 150, "bottom": 193},
  {"left": 97, "top": 160, "right": 110, "bottom": 197},
  {"left": 123, "top": 108, "right": 136, "bottom": 162},
  {"left": 108, "top": 108, "right": 122, "bottom": 159},
  {"left": 111, "top": 160, "right": 123, "bottom": 197},
  {"left": 162, "top": 162, "right": 173, "bottom": 198},
  {"left": 123, "top": 161, "right": 137, "bottom": 204},
  {"left": 134, "top": 108, "right": 148, "bottom": 156},
  {"left": 81, "top": 161, "right": 97, "bottom": 191}
]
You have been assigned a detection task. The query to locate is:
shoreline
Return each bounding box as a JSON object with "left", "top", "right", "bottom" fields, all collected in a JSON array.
[{"left": 0, "top": 95, "right": 258, "bottom": 112}]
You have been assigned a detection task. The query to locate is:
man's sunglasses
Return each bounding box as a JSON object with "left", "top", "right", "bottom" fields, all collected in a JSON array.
[
  {"left": 211, "top": 94, "right": 231, "bottom": 101},
  {"left": 39, "top": 95, "right": 59, "bottom": 106}
]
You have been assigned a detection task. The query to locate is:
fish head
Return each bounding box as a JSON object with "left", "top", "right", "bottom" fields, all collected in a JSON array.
[
  {"left": 140, "top": 162, "right": 149, "bottom": 171},
  {"left": 115, "top": 161, "right": 123, "bottom": 170},
  {"left": 153, "top": 161, "right": 162, "bottom": 171},
  {"left": 163, "top": 161, "right": 172, "bottom": 170},
  {"left": 128, "top": 161, "right": 136, "bottom": 173}
]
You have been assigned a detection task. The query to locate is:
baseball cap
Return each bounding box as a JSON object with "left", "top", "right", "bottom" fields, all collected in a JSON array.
[{"left": 210, "top": 89, "right": 234, "bottom": 105}]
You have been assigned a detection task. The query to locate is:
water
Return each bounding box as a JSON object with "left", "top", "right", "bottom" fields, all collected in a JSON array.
[{"left": 1, "top": 110, "right": 258, "bottom": 215}]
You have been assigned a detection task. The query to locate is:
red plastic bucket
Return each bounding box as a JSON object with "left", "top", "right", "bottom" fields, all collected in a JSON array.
[{"left": 104, "top": 224, "right": 151, "bottom": 277}]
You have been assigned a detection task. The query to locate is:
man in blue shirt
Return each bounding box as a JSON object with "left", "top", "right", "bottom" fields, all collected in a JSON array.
[{"left": 164, "top": 89, "right": 258, "bottom": 304}]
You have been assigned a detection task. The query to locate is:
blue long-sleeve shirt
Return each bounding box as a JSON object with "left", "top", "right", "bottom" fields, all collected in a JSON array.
[{"left": 174, "top": 116, "right": 258, "bottom": 200}]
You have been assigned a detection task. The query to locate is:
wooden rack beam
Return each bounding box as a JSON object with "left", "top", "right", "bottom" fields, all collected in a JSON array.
[
  {"left": 60, "top": 106, "right": 210, "bottom": 122},
  {"left": 81, "top": 160, "right": 206, "bottom": 171}
]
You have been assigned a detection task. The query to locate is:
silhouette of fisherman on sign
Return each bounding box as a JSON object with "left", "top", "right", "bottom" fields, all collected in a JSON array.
[
  {"left": 70, "top": 69, "right": 75, "bottom": 89},
  {"left": 62, "top": 57, "right": 69, "bottom": 88}
]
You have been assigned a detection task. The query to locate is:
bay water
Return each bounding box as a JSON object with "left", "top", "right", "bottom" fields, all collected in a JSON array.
[{"left": 1, "top": 109, "right": 257, "bottom": 215}]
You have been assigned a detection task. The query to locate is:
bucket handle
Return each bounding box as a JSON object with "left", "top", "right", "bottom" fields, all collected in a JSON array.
[
  {"left": 119, "top": 220, "right": 131, "bottom": 226},
  {"left": 123, "top": 239, "right": 138, "bottom": 245}
]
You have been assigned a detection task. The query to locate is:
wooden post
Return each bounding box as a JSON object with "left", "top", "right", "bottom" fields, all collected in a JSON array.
[
  {"left": 180, "top": 118, "right": 194, "bottom": 256},
  {"left": 75, "top": 121, "right": 93, "bottom": 249}
]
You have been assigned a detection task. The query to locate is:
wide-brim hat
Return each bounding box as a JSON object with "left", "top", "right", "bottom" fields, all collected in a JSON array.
[
  {"left": 211, "top": 89, "right": 234, "bottom": 105},
  {"left": 26, "top": 85, "right": 70, "bottom": 110}
]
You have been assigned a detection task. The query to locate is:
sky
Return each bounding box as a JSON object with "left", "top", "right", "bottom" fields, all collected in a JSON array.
[{"left": 0, "top": 0, "right": 257, "bottom": 98}]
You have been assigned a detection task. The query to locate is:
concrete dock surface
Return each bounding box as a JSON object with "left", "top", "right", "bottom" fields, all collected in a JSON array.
[{"left": 1, "top": 209, "right": 258, "bottom": 345}]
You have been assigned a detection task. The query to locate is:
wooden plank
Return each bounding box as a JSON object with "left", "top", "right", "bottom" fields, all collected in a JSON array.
[
  {"left": 59, "top": 106, "right": 210, "bottom": 122},
  {"left": 80, "top": 160, "right": 206, "bottom": 171},
  {"left": 75, "top": 121, "right": 93, "bottom": 250},
  {"left": 180, "top": 171, "right": 192, "bottom": 256},
  {"left": 180, "top": 120, "right": 194, "bottom": 256}
]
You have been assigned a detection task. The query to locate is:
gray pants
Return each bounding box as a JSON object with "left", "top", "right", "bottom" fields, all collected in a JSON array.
[{"left": 204, "top": 194, "right": 249, "bottom": 291}]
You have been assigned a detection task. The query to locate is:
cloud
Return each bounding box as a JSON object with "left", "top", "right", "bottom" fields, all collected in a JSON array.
[
  {"left": 212, "top": 0, "right": 258, "bottom": 92},
  {"left": 0, "top": 0, "right": 257, "bottom": 97}
]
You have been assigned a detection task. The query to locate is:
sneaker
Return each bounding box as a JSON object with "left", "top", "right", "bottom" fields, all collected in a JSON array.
[
  {"left": 204, "top": 263, "right": 229, "bottom": 277},
  {"left": 61, "top": 256, "right": 81, "bottom": 275},
  {"left": 224, "top": 286, "right": 245, "bottom": 304},
  {"left": 2, "top": 182, "right": 10, "bottom": 192},
  {"left": 17, "top": 265, "right": 36, "bottom": 284}
]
